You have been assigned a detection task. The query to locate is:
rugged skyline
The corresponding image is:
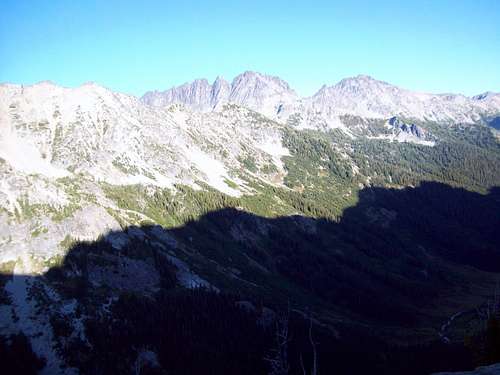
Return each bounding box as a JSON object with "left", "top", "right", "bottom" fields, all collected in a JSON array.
[
  {"left": 2, "top": 1, "right": 500, "bottom": 97},
  {"left": 141, "top": 71, "right": 500, "bottom": 124}
]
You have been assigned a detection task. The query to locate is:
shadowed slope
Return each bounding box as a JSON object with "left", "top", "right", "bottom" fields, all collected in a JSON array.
[{"left": 1, "top": 182, "right": 499, "bottom": 374}]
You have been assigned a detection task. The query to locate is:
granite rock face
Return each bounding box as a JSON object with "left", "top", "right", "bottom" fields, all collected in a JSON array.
[
  {"left": 141, "top": 71, "right": 298, "bottom": 118},
  {"left": 389, "top": 116, "right": 426, "bottom": 139}
]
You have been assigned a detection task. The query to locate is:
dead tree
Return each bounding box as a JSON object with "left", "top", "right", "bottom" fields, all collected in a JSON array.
[
  {"left": 267, "top": 305, "right": 290, "bottom": 375},
  {"left": 267, "top": 305, "right": 319, "bottom": 375},
  {"left": 300, "top": 311, "right": 318, "bottom": 375},
  {"left": 308, "top": 315, "right": 318, "bottom": 375}
]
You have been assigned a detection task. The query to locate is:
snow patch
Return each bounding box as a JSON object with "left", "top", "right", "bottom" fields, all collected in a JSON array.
[
  {"left": 187, "top": 147, "right": 241, "bottom": 196},
  {"left": 368, "top": 133, "right": 435, "bottom": 146},
  {"left": 0, "top": 133, "right": 69, "bottom": 178}
]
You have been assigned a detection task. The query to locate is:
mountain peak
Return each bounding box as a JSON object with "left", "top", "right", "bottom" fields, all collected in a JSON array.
[
  {"left": 334, "top": 74, "right": 391, "bottom": 89},
  {"left": 351, "top": 74, "right": 378, "bottom": 81},
  {"left": 141, "top": 71, "right": 297, "bottom": 116},
  {"left": 232, "top": 71, "right": 294, "bottom": 91},
  {"left": 237, "top": 70, "right": 271, "bottom": 79},
  {"left": 240, "top": 70, "right": 261, "bottom": 77}
]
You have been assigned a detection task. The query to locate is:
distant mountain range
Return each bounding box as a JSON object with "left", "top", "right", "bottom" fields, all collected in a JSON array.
[{"left": 141, "top": 71, "right": 500, "bottom": 125}]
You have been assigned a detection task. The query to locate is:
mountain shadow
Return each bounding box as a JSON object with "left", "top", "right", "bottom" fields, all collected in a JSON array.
[{"left": 1, "top": 181, "right": 499, "bottom": 375}]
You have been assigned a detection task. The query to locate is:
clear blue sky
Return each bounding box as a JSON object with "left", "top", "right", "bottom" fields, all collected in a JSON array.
[{"left": 1, "top": 0, "right": 499, "bottom": 97}]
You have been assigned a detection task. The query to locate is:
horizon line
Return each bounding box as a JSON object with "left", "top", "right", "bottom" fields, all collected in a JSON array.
[{"left": 1, "top": 71, "right": 497, "bottom": 99}]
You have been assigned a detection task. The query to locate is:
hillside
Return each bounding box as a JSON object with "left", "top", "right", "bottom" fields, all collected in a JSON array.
[{"left": 0, "top": 73, "right": 500, "bottom": 374}]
